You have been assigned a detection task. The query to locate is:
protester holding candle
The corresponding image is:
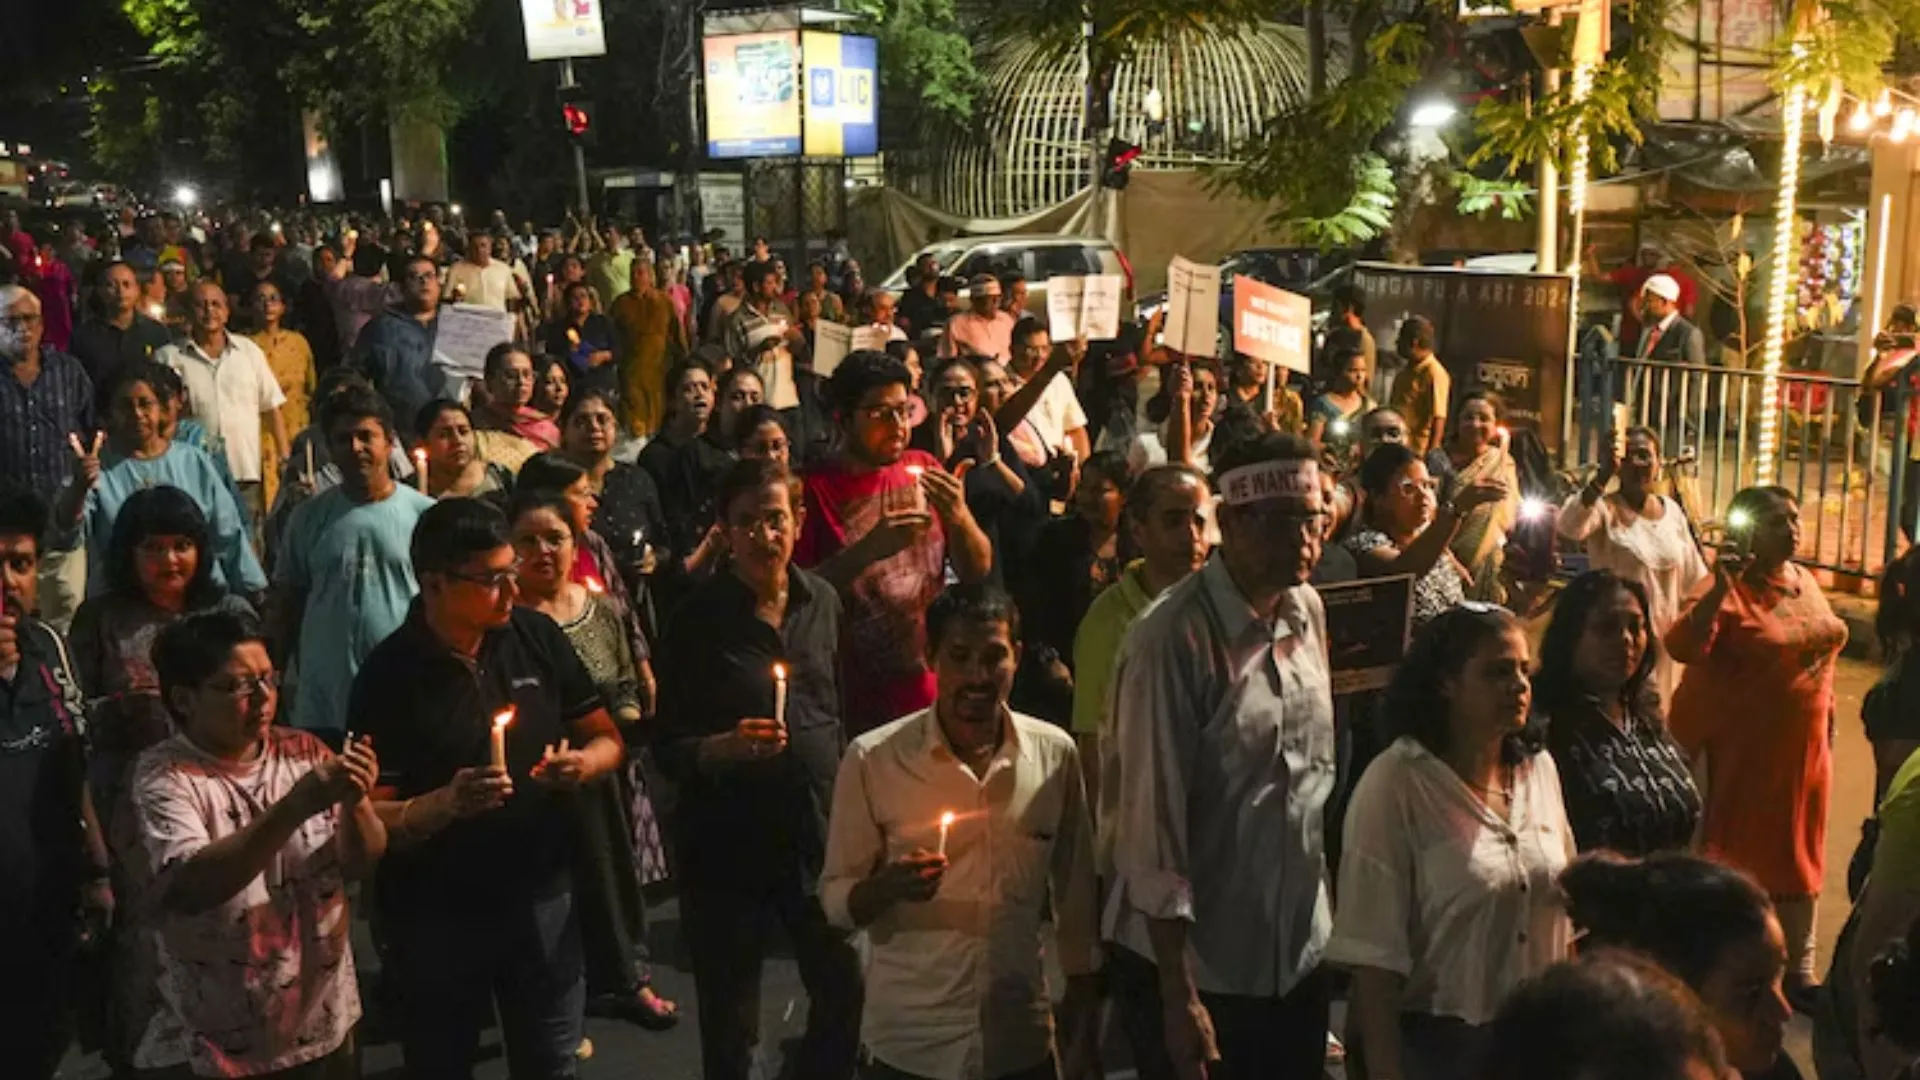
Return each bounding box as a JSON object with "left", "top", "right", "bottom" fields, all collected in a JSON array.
[
  {"left": 350, "top": 497, "right": 624, "bottom": 1078},
  {"left": 509, "top": 488, "right": 678, "bottom": 1030},
  {"left": 270, "top": 385, "right": 432, "bottom": 740},
  {"left": 657, "top": 458, "right": 862, "bottom": 1080},
  {"left": 821, "top": 583, "right": 1100, "bottom": 1080},
  {"left": 412, "top": 399, "right": 515, "bottom": 503}
]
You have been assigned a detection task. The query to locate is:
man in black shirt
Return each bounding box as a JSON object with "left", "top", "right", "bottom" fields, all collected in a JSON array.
[
  {"left": 0, "top": 485, "right": 109, "bottom": 1079},
  {"left": 67, "top": 259, "right": 173, "bottom": 413},
  {"left": 656, "top": 458, "right": 862, "bottom": 1080},
  {"left": 897, "top": 256, "right": 949, "bottom": 340},
  {"left": 350, "top": 497, "right": 624, "bottom": 1079}
]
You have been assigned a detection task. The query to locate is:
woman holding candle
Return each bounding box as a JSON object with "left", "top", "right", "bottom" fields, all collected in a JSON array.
[
  {"left": 411, "top": 399, "right": 515, "bottom": 503},
  {"left": 559, "top": 388, "right": 670, "bottom": 627},
  {"left": 508, "top": 488, "right": 679, "bottom": 1029},
  {"left": 1432, "top": 390, "right": 1522, "bottom": 604},
  {"left": 543, "top": 279, "right": 619, "bottom": 396}
]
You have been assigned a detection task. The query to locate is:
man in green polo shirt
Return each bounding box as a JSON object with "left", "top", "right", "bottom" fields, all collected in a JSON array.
[{"left": 1070, "top": 463, "right": 1211, "bottom": 805}]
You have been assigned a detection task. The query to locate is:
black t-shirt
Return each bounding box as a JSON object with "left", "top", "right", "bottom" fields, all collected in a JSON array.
[
  {"left": 0, "top": 621, "right": 87, "bottom": 928},
  {"left": 349, "top": 604, "right": 604, "bottom": 915},
  {"left": 898, "top": 289, "right": 948, "bottom": 338}
]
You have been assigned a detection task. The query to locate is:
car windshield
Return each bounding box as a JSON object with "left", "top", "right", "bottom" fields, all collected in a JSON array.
[{"left": 881, "top": 243, "right": 973, "bottom": 288}]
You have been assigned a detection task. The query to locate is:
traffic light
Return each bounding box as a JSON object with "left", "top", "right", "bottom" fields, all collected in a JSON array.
[
  {"left": 560, "top": 92, "right": 594, "bottom": 145},
  {"left": 1100, "top": 138, "right": 1142, "bottom": 189}
]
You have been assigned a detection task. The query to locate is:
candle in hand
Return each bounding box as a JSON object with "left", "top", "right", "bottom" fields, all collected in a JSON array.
[
  {"left": 904, "top": 464, "right": 927, "bottom": 512},
  {"left": 772, "top": 662, "right": 788, "bottom": 732},
  {"left": 413, "top": 448, "right": 429, "bottom": 493},
  {"left": 491, "top": 708, "right": 515, "bottom": 771},
  {"left": 937, "top": 810, "right": 955, "bottom": 857}
]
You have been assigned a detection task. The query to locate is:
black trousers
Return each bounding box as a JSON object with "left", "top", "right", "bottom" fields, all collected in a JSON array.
[
  {"left": 680, "top": 873, "right": 863, "bottom": 1080},
  {"left": 573, "top": 768, "right": 652, "bottom": 996},
  {"left": 384, "top": 888, "right": 584, "bottom": 1080},
  {"left": 1108, "top": 944, "right": 1330, "bottom": 1080},
  {"left": 0, "top": 915, "right": 78, "bottom": 1080}
]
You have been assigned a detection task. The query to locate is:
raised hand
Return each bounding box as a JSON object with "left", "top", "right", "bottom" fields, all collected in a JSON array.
[{"left": 68, "top": 431, "right": 104, "bottom": 490}]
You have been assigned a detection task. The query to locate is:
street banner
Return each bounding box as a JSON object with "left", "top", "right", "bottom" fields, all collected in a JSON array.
[
  {"left": 813, "top": 321, "right": 853, "bottom": 376},
  {"left": 1164, "top": 256, "right": 1223, "bottom": 358},
  {"left": 1044, "top": 274, "right": 1124, "bottom": 342},
  {"left": 521, "top": 0, "right": 607, "bottom": 61},
  {"left": 1320, "top": 574, "right": 1415, "bottom": 695},
  {"left": 704, "top": 32, "right": 803, "bottom": 158},
  {"left": 432, "top": 304, "right": 515, "bottom": 381},
  {"left": 802, "top": 32, "right": 879, "bottom": 156},
  {"left": 1349, "top": 262, "right": 1572, "bottom": 449},
  {"left": 1232, "top": 277, "right": 1313, "bottom": 374}
]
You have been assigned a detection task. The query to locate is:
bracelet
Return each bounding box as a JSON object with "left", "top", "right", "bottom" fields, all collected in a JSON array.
[
  {"left": 396, "top": 797, "right": 416, "bottom": 835},
  {"left": 982, "top": 454, "right": 1001, "bottom": 468}
]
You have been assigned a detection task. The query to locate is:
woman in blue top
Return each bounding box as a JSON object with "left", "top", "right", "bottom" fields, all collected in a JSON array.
[{"left": 51, "top": 361, "right": 267, "bottom": 601}]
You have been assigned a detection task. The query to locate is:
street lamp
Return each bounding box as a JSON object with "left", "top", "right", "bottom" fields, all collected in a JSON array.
[
  {"left": 1409, "top": 99, "right": 1458, "bottom": 129},
  {"left": 172, "top": 184, "right": 197, "bottom": 208}
]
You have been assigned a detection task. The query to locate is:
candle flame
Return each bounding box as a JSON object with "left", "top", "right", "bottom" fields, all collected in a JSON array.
[
  {"left": 413, "top": 448, "right": 428, "bottom": 464},
  {"left": 940, "top": 811, "right": 956, "bottom": 828},
  {"left": 772, "top": 662, "right": 787, "bottom": 680},
  {"left": 493, "top": 708, "right": 515, "bottom": 729},
  {"left": 905, "top": 465, "right": 925, "bottom": 478},
  {"left": 584, "top": 576, "right": 604, "bottom": 594}
]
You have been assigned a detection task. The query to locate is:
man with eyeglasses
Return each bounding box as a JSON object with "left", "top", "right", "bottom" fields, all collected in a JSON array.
[
  {"left": 1103, "top": 432, "right": 1340, "bottom": 1080},
  {"left": 349, "top": 497, "right": 625, "bottom": 1078},
  {"left": 134, "top": 608, "right": 384, "bottom": 1079},
  {"left": 156, "top": 280, "right": 291, "bottom": 542},
  {"left": 796, "top": 350, "right": 992, "bottom": 737},
  {"left": 354, "top": 252, "right": 456, "bottom": 439},
  {"left": 0, "top": 285, "right": 98, "bottom": 630},
  {"left": 656, "top": 458, "right": 863, "bottom": 1080},
  {"left": 272, "top": 385, "right": 434, "bottom": 743}
]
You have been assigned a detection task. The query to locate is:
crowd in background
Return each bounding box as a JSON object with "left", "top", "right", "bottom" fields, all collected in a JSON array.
[{"left": 4, "top": 200, "right": 1920, "bottom": 1080}]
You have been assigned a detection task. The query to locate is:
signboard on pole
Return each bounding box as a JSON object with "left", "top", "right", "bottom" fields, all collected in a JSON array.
[
  {"left": 704, "top": 32, "right": 803, "bottom": 158},
  {"left": 1349, "top": 262, "right": 1572, "bottom": 447},
  {"left": 1320, "top": 574, "right": 1415, "bottom": 695},
  {"left": 802, "top": 33, "right": 879, "bottom": 156},
  {"left": 521, "top": 0, "right": 608, "bottom": 61},
  {"left": 1232, "top": 278, "right": 1313, "bottom": 374},
  {"left": 1163, "top": 256, "right": 1223, "bottom": 358}
]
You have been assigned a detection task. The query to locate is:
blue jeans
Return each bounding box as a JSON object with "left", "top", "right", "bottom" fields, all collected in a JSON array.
[{"left": 385, "top": 885, "right": 585, "bottom": 1080}]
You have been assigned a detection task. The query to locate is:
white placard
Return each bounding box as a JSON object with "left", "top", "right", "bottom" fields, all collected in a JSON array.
[
  {"left": 813, "top": 320, "right": 853, "bottom": 376},
  {"left": 1044, "top": 273, "right": 1124, "bottom": 341},
  {"left": 1164, "top": 256, "right": 1223, "bottom": 358},
  {"left": 852, "top": 326, "right": 894, "bottom": 352},
  {"left": 522, "top": 0, "right": 607, "bottom": 61},
  {"left": 432, "top": 303, "right": 516, "bottom": 380},
  {"left": 755, "top": 340, "right": 801, "bottom": 410}
]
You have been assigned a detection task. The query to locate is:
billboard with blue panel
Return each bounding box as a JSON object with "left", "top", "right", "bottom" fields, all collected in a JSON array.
[{"left": 802, "top": 32, "right": 878, "bottom": 157}]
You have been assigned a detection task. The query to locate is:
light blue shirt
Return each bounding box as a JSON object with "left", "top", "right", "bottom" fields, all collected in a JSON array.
[
  {"left": 277, "top": 484, "right": 434, "bottom": 733},
  {"left": 58, "top": 442, "right": 269, "bottom": 599}
]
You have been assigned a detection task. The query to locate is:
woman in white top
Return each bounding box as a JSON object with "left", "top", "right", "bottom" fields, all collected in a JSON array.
[
  {"left": 1328, "top": 604, "right": 1576, "bottom": 1080},
  {"left": 1556, "top": 426, "right": 1708, "bottom": 706}
]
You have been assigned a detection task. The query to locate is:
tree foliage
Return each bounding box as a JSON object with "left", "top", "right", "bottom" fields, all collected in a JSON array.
[{"left": 845, "top": 0, "right": 984, "bottom": 135}]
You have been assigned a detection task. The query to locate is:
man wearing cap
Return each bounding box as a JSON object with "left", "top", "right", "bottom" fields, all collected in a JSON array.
[
  {"left": 1634, "top": 273, "right": 1706, "bottom": 365},
  {"left": 940, "top": 274, "right": 1017, "bottom": 361},
  {"left": 1592, "top": 244, "right": 1698, "bottom": 350},
  {"left": 1103, "top": 432, "right": 1337, "bottom": 1079}
]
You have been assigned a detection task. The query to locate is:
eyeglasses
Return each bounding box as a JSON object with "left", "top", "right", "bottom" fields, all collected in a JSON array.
[
  {"left": 2, "top": 312, "right": 42, "bottom": 328},
  {"left": 1396, "top": 477, "right": 1440, "bottom": 497},
  {"left": 444, "top": 564, "right": 522, "bottom": 589},
  {"left": 209, "top": 671, "right": 279, "bottom": 698},
  {"left": 857, "top": 403, "right": 915, "bottom": 425}
]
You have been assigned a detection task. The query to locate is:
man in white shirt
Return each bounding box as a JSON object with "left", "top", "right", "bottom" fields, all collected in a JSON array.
[
  {"left": 158, "top": 281, "right": 289, "bottom": 535},
  {"left": 444, "top": 231, "right": 515, "bottom": 311},
  {"left": 1102, "top": 432, "right": 1337, "bottom": 1080},
  {"left": 821, "top": 584, "right": 1101, "bottom": 1080},
  {"left": 995, "top": 317, "right": 1089, "bottom": 470}
]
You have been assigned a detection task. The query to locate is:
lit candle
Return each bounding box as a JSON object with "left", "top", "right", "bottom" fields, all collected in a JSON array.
[
  {"left": 904, "top": 464, "right": 926, "bottom": 512},
  {"left": 490, "top": 708, "right": 514, "bottom": 770},
  {"left": 1265, "top": 360, "right": 1277, "bottom": 416},
  {"left": 937, "top": 810, "right": 955, "bottom": 857},
  {"left": 772, "top": 662, "right": 788, "bottom": 732},
  {"left": 304, "top": 440, "right": 315, "bottom": 486},
  {"left": 584, "top": 576, "right": 604, "bottom": 594},
  {"left": 413, "top": 448, "right": 429, "bottom": 492}
]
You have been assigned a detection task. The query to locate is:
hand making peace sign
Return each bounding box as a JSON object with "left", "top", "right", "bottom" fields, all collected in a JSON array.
[{"left": 67, "top": 431, "right": 104, "bottom": 491}]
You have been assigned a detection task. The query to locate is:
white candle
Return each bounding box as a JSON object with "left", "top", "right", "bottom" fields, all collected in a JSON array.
[
  {"left": 772, "top": 663, "right": 788, "bottom": 732},
  {"left": 413, "top": 448, "right": 429, "bottom": 493},
  {"left": 937, "top": 810, "right": 955, "bottom": 857},
  {"left": 905, "top": 464, "right": 926, "bottom": 513},
  {"left": 1264, "top": 359, "right": 1276, "bottom": 416},
  {"left": 491, "top": 708, "right": 514, "bottom": 770},
  {"left": 304, "top": 440, "right": 315, "bottom": 486}
]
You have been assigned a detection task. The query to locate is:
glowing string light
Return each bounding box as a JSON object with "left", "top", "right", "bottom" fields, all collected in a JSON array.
[
  {"left": 1562, "top": 60, "right": 1596, "bottom": 463},
  {"left": 1757, "top": 79, "right": 1807, "bottom": 485}
]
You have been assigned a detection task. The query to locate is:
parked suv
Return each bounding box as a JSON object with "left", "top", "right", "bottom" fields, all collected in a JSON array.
[{"left": 879, "top": 234, "right": 1133, "bottom": 317}]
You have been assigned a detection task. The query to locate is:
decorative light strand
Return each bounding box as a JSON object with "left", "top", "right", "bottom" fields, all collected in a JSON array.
[{"left": 1758, "top": 79, "right": 1807, "bottom": 485}]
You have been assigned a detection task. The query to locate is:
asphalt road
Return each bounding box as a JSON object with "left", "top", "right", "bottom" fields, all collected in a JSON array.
[{"left": 58, "top": 655, "right": 1886, "bottom": 1080}]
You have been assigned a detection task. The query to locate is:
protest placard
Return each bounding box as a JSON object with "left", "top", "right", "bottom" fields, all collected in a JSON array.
[
  {"left": 1233, "top": 277, "right": 1313, "bottom": 374},
  {"left": 1045, "top": 274, "right": 1124, "bottom": 341},
  {"left": 431, "top": 303, "right": 516, "bottom": 380},
  {"left": 813, "top": 320, "right": 853, "bottom": 376},
  {"left": 1319, "top": 574, "right": 1415, "bottom": 695},
  {"left": 1163, "top": 256, "right": 1222, "bottom": 358}
]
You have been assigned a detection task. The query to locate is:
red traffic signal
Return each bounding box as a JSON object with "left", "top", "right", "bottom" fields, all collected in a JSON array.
[
  {"left": 562, "top": 102, "right": 591, "bottom": 139},
  {"left": 1101, "top": 139, "right": 1142, "bottom": 189}
]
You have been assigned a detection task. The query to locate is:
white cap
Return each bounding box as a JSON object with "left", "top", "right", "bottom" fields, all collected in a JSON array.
[{"left": 1641, "top": 274, "right": 1681, "bottom": 302}]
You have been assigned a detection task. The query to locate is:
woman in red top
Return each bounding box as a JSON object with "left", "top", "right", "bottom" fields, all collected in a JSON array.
[{"left": 1667, "top": 484, "right": 1847, "bottom": 1010}]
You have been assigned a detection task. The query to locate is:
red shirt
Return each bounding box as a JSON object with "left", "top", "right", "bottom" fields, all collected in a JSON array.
[{"left": 795, "top": 449, "right": 948, "bottom": 736}]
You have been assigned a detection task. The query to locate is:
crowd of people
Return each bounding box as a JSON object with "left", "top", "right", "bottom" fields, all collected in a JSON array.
[{"left": 3, "top": 201, "right": 1920, "bottom": 1080}]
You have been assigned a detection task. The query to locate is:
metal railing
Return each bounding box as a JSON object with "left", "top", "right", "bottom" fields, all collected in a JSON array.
[{"left": 1570, "top": 357, "right": 1920, "bottom": 579}]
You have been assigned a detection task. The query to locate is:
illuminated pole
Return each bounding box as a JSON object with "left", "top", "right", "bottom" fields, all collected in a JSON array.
[
  {"left": 1757, "top": 78, "right": 1808, "bottom": 485},
  {"left": 1561, "top": 58, "right": 1596, "bottom": 465}
]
